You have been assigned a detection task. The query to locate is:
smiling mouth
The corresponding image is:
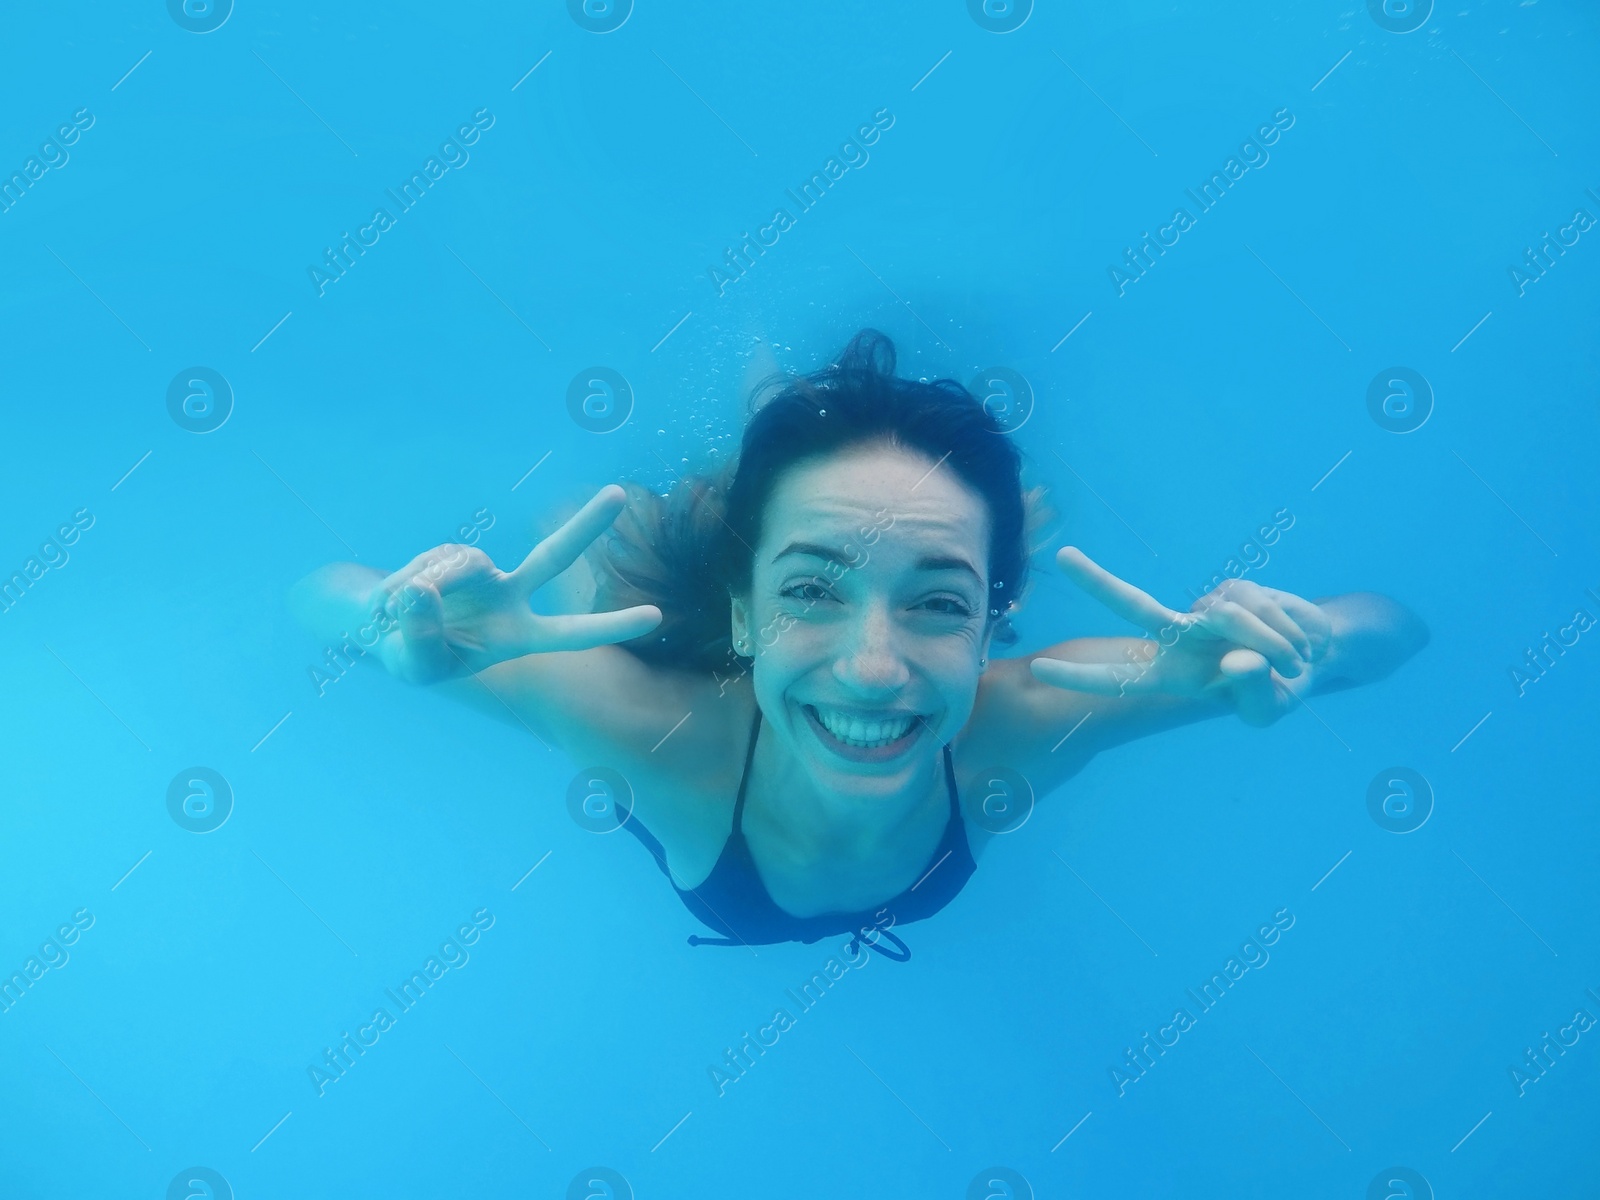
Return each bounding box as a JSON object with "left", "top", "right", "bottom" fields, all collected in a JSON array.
[{"left": 801, "top": 703, "right": 924, "bottom": 760}]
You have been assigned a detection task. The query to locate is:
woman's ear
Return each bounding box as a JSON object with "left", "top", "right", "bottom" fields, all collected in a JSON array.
[{"left": 729, "top": 593, "right": 751, "bottom": 652}]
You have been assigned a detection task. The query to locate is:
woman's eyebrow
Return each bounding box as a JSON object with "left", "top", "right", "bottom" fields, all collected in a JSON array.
[
  {"left": 772, "top": 542, "right": 982, "bottom": 585},
  {"left": 772, "top": 541, "right": 852, "bottom": 567},
  {"left": 916, "top": 554, "right": 983, "bottom": 585}
]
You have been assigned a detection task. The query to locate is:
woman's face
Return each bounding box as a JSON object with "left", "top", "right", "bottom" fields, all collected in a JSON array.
[{"left": 730, "top": 442, "right": 994, "bottom": 802}]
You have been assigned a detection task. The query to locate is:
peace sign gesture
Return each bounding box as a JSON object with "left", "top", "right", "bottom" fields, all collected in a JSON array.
[
  {"left": 365, "top": 484, "right": 663, "bottom": 684},
  {"left": 1028, "top": 547, "right": 1334, "bottom": 726}
]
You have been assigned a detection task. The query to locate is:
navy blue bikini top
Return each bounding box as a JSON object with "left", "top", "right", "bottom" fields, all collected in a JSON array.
[{"left": 620, "top": 705, "right": 977, "bottom": 961}]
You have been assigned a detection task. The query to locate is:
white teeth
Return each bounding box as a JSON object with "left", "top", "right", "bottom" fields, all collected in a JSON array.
[{"left": 814, "top": 707, "right": 914, "bottom": 748}]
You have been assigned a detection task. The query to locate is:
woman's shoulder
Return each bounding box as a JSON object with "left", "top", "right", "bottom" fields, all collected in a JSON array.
[
  {"left": 947, "top": 665, "right": 1088, "bottom": 862},
  {"left": 611, "top": 669, "right": 758, "bottom": 882},
  {"left": 648, "top": 669, "right": 759, "bottom": 795},
  {"left": 948, "top": 664, "right": 1117, "bottom": 867}
]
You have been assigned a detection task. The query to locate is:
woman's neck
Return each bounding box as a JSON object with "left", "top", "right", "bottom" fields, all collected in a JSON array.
[{"left": 742, "top": 717, "right": 949, "bottom": 871}]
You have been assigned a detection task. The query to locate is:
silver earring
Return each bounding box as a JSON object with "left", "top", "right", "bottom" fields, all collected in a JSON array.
[{"left": 979, "top": 656, "right": 987, "bottom": 669}]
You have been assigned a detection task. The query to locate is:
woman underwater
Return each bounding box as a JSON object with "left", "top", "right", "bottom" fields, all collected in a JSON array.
[{"left": 291, "top": 330, "right": 1428, "bottom": 959}]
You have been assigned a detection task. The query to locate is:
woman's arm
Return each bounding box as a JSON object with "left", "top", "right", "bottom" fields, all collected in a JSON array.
[
  {"left": 287, "top": 559, "right": 679, "bottom": 753},
  {"left": 285, "top": 486, "right": 719, "bottom": 764},
  {"left": 959, "top": 550, "right": 1429, "bottom": 801}
]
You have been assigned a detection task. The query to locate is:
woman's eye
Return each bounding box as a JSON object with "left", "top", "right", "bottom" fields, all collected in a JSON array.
[
  {"left": 782, "top": 581, "right": 832, "bottom": 604},
  {"left": 921, "top": 596, "right": 975, "bottom": 617}
]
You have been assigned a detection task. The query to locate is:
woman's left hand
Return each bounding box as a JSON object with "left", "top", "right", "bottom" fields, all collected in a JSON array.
[{"left": 1029, "top": 547, "right": 1335, "bottom": 726}]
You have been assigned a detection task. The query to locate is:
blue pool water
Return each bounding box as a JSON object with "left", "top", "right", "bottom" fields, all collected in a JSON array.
[{"left": 3, "top": 3, "right": 1597, "bottom": 1196}]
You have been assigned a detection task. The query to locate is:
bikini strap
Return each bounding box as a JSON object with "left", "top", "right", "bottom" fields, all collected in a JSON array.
[
  {"left": 687, "top": 933, "right": 749, "bottom": 948},
  {"left": 729, "top": 704, "right": 763, "bottom": 834},
  {"left": 941, "top": 742, "right": 961, "bottom": 819},
  {"left": 733, "top": 715, "right": 956, "bottom": 832},
  {"left": 846, "top": 924, "right": 912, "bottom": 962}
]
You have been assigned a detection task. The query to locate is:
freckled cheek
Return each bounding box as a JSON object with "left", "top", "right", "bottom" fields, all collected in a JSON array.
[
  {"left": 754, "top": 612, "right": 829, "bottom": 658},
  {"left": 941, "top": 662, "right": 981, "bottom": 701},
  {"left": 931, "top": 653, "right": 983, "bottom": 715}
]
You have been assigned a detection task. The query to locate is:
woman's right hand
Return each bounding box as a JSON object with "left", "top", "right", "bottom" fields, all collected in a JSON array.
[{"left": 366, "top": 484, "right": 662, "bottom": 684}]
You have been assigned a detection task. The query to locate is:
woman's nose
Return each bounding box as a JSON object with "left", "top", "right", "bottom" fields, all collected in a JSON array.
[{"left": 832, "top": 604, "right": 911, "bottom": 694}]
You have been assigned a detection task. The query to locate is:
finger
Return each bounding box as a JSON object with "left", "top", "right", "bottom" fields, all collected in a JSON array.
[
  {"left": 1259, "top": 587, "right": 1334, "bottom": 656},
  {"left": 365, "top": 577, "right": 396, "bottom": 622},
  {"left": 389, "top": 579, "right": 461, "bottom": 682},
  {"left": 1056, "top": 546, "right": 1191, "bottom": 638},
  {"left": 375, "top": 544, "right": 472, "bottom": 604},
  {"left": 509, "top": 484, "right": 627, "bottom": 594},
  {"left": 532, "top": 604, "right": 663, "bottom": 652},
  {"left": 1219, "top": 648, "right": 1282, "bottom": 727},
  {"left": 1030, "top": 649, "right": 1157, "bottom": 696},
  {"left": 1210, "top": 582, "right": 1312, "bottom": 660},
  {"left": 1192, "top": 599, "right": 1305, "bottom": 678}
]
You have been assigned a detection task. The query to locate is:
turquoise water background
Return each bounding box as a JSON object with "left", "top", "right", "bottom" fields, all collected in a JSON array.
[{"left": 2, "top": 2, "right": 1597, "bottom": 1196}]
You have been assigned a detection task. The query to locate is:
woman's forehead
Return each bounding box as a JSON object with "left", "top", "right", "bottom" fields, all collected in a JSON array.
[{"left": 761, "top": 451, "right": 990, "bottom": 562}]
